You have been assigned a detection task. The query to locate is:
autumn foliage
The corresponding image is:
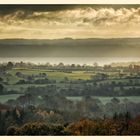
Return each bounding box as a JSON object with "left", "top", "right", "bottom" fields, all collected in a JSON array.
[
  {"left": 5, "top": 114, "right": 140, "bottom": 135},
  {"left": 66, "top": 115, "right": 140, "bottom": 135}
]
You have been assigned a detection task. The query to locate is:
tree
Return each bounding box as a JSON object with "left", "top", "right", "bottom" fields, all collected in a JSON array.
[
  {"left": 67, "top": 119, "right": 99, "bottom": 135},
  {"left": 6, "top": 126, "right": 18, "bottom": 135},
  {"left": 17, "top": 122, "right": 50, "bottom": 135},
  {"left": 93, "top": 62, "right": 98, "bottom": 67},
  {"left": 15, "top": 72, "right": 23, "bottom": 77},
  {"left": 91, "top": 73, "right": 109, "bottom": 81},
  {"left": 71, "top": 64, "right": 75, "bottom": 68},
  {"left": 0, "top": 84, "right": 4, "bottom": 93},
  {"left": 111, "top": 97, "right": 120, "bottom": 104},
  {"left": 10, "top": 122, "right": 66, "bottom": 135},
  {"left": 58, "top": 63, "right": 64, "bottom": 68},
  {"left": 0, "top": 77, "right": 3, "bottom": 83},
  {"left": 64, "top": 77, "right": 69, "bottom": 88},
  {"left": 127, "top": 115, "right": 140, "bottom": 135},
  {"left": 7, "top": 62, "right": 14, "bottom": 69}
]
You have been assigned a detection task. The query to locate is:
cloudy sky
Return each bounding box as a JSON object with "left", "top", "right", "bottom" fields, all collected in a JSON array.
[{"left": 0, "top": 5, "right": 140, "bottom": 39}]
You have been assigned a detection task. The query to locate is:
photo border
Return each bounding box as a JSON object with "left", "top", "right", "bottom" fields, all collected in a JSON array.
[
  {"left": 0, "top": 0, "right": 140, "bottom": 4},
  {"left": 0, "top": 0, "right": 140, "bottom": 139}
]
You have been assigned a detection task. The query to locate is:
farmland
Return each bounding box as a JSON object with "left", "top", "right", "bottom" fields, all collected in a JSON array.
[
  {"left": 0, "top": 62, "right": 139, "bottom": 99},
  {"left": 8, "top": 68, "right": 92, "bottom": 82},
  {"left": 0, "top": 61, "right": 140, "bottom": 136}
]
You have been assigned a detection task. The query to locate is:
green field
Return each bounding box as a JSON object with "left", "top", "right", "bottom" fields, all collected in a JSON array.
[
  {"left": 1, "top": 94, "right": 139, "bottom": 104},
  {"left": 0, "top": 68, "right": 93, "bottom": 91},
  {"left": 0, "top": 94, "right": 23, "bottom": 103},
  {"left": 7, "top": 68, "right": 92, "bottom": 83},
  {"left": 4, "top": 83, "right": 70, "bottom": 91},
  {"left": 0, "top": 68, "right": 138, "bottom": 92},
  {"left": 0, "top": 68, "right": 140, "bottom": 104},
  {"left": 66, "top": 96, "right": 140, "bottom": 104}
]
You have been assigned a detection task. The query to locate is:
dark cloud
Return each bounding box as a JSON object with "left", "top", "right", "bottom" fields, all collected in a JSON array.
[
  {"left": 0, "top": 4, "right": 139, "bottom": 16},
  {"left": 0, "top": 5, "right": 77, "bottom": 16},
  {"left": 0, "top": 5, "right": 140, "bottom": 39}
]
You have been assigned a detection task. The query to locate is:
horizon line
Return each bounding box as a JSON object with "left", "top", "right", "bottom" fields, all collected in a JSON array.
[{"left": 0, "top": 37, "right": 140, "bottom": 40}]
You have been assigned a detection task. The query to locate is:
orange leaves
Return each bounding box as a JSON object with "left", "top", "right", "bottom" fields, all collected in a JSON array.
[{"left": 67, "top": 119, "right": 98, "bottom": 135}]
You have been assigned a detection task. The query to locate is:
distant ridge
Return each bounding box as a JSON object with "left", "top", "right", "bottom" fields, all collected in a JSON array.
[
  {"left": 110, "top": 61, "right": 140, "bottom": 67},
  {"left": 0, "top": 38, "right": 140, "bottom": 57}
]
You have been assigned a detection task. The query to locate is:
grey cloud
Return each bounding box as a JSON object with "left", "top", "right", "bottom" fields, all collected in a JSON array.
[
  {"left": 2, "top": 7, "right": 139, "bottom": 27},
  {"left": 0, "top": 5, "right": 140, "bottom": 39}
]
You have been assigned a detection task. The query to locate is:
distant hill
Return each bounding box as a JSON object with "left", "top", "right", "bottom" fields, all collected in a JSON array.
[
  {"left": 110, "top": 61, "right": 140, "bottom": 67},
  {"left": 0, "top": 38, "right": 140, "bottom": 57}
]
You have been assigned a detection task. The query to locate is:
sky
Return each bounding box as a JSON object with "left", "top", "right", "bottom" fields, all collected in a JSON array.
[{"left": 0, "top": 5, "right": 140, "bottom": 39}]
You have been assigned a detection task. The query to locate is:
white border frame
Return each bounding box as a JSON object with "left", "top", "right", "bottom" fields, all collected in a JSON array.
[
  {"left": 0, "top": 0, "right": 140, "bottom": 139},
  {"left": 0, "top": 0, "right": 140, "bottom": 4}
]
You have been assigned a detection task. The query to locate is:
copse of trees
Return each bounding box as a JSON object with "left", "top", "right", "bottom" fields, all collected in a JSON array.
[
  {"left": 16, "top": 78, "right": 55, "bottom": 85},
  {"left": 5, "top": 113, "right": 140, "bottom": 135},
  {"left": 4, "top": 93, "right": 140, "bottom": 122},
  {"left": 66, "top": 113, "right": 140, "bottom": 135},
  {"left": 7, "top": 122, "right": 68, "bottom": 135},
  {"left": 15, "top": 72, "right": 47, "bottom": 79},
  {"left": 0, "top": 95, "right": 140, "bottom": 135}
]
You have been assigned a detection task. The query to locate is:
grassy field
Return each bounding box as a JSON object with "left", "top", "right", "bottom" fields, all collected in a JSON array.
[
  {"left": 66, "top": 96, "right": 140, "bottom": 104},
  {"left": 8, "top": 68, "right": 92, "bottom": 82},
  {"left": 4, "top": 83, "right": 72, "bottom": 91},
  {"left": 7, "top": 68, "right": 137, "bottom": 84},
  {"left": 0, "top": 68, "right": 138, "bottom": 92},
  {"left": 1, "top": 68, "right": 92, "bottom": 91},
  {"left": 0, "top": 94, "right": 23, "bottom": 103}
]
